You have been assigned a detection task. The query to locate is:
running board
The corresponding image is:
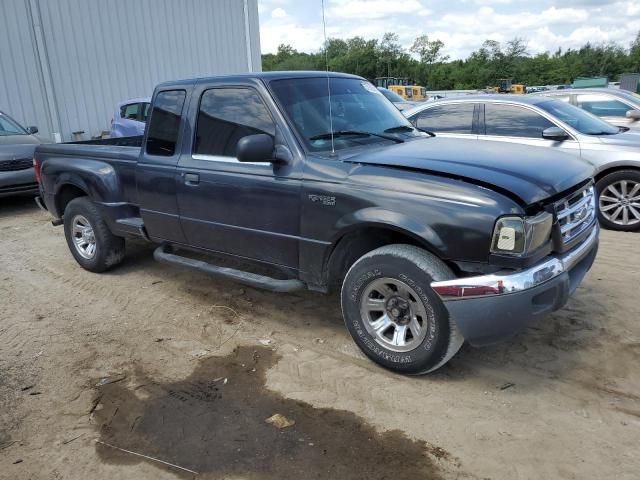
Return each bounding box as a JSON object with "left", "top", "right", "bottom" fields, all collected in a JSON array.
[{"left": 153, "top": 245, "right": 305, "bottom": 293}]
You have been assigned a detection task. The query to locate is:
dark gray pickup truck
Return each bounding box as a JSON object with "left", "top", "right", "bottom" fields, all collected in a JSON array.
[{"left": 34, "top": 72, "right": 599, "bottom": 374}]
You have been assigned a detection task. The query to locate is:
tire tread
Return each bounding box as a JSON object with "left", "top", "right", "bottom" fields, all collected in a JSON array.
[{"left": 342, "top": 244, "right": 464, "bottom": 374}]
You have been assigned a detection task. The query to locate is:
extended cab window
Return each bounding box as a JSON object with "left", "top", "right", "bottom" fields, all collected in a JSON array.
[
  {"left": 484, "top": 104, "right": 554, "bottom": 138},
  {"left": 415, "top": 104, "right": 474, "bottom": 134},
  {"left": 194, "top": 88, "right": 275, "bottom": 157},
  {"left": 146, "top": 90, "right": 186, "bottom": 156}
]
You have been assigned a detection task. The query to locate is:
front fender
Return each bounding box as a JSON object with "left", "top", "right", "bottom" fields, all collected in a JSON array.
[
  {"left": 333, "top": 207, "right": 447, "bottom": 256},
  {"left": 593, "top": 159, "right": 640, "bottom": 177}
]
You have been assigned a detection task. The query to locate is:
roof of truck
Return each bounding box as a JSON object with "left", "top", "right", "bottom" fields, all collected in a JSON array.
[{"left": 157, "top": 71, "right": 364, "bottom": 88}]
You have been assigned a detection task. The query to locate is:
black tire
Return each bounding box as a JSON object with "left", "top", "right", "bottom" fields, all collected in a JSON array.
[
  {"left": 595, "top": 170, "right": 640, "bottom": 232},
  {"left": 341, "top": 244, "right": 463, "bottom": 375},
  {"left": 63, "top": 197, "right": 125, "bottom": 272}
]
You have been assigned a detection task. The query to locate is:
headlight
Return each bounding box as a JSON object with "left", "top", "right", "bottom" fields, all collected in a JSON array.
[{"left": 491, "top": 212, "right": 553, "bottom": 256}]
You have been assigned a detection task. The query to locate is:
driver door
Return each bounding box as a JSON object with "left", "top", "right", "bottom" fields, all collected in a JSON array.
[{"left": 176, "top": 84, "right": 302, "bottom": 269}]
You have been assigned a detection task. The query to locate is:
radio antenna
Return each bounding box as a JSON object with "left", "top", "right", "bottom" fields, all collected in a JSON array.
[{"left": 321, "top": 0, "right": 335, "bottom": 155}]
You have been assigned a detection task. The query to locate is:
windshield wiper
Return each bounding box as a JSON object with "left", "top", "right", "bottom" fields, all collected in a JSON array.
[
  {"left": 309, "top": 130, "right": 404, "bottom": 143},
  {"left": 384, "top": 125, "right": 436, "bottom": 137}
]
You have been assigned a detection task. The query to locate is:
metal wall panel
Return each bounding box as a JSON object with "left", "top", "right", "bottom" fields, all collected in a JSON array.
[
  {"left": 0, "top": 0, "right": 261, "bottom": 141},
  {"left": 0, "top": 0, "right": 51, "bottom": 135}
]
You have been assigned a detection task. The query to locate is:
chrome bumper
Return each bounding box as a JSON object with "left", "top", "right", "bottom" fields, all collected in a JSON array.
[{"left": 431, "top": 225, "right": 599, "bottom": 301}]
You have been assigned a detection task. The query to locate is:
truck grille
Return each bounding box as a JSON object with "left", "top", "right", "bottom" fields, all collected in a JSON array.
[
  {"left": 555, "top": 185, "right": 596, "bottom": 244},
  {"left": 0, "top": 158, "right": 33, "bottom": 172}
]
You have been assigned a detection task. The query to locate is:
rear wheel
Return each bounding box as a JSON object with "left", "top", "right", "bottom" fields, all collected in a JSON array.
[
  {"left": 596, "top": 170, "right": 640, "bottom": 231},
  {"left": 341, "top": 244, "right": 464, "bottom": 374},
  {"left": 63, "top": 197, "right": 125, "bottom": 272}
]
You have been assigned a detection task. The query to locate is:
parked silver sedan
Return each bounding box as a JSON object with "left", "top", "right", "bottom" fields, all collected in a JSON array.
[
  {"left": 404, "top": 95, "right": 640, "bottom": 231},
  {"left": 533, "top": 88, "right": 640, "bottom": 132}
]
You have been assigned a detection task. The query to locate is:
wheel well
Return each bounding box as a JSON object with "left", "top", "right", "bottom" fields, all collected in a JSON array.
[
  {"left": 325, "top": 226, "right": 442, "bottom": 291},
  {"left": 56, "top": 184, "right": 87, "bottom": 216},
  {"left": 595, "top": 166, "right": 640, "bottom": 183}
]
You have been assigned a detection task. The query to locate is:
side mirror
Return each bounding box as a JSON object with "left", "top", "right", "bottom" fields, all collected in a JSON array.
[
  {"left": 626, "top": 109, "right": 640, "bottom": 121},
  {"left": 26, "top": 126, "right": 38, "bottom": 134},
  {"left": 542, "top": 126, "right": 569, "bottom": 141},
  {"left": 236, "top": 134, "right": 274, "bottom": 163}
]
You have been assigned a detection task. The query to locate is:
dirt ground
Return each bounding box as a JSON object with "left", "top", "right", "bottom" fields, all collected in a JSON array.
[{"left": 1, "top": 196, "right": 638, "bottom": 480}]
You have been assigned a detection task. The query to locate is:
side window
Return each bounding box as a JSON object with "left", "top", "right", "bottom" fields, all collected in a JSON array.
[
  {"left": 146, "top": 90, "right": 186, "bottom": 156},
  {"left": 575, "top": 94, "right": 630, "bottom": 117},
  {"left": 484, "top": 104, "right": 554, "bottom": 138},
  {"left": 415, "top": 104, "right": 475, "bottom": 134},
  {"left": 121, "top": 103, "right": 140, "bottom": 120},
  {"left": 194, "top": 87, "right": 275, "bottom": 157}
]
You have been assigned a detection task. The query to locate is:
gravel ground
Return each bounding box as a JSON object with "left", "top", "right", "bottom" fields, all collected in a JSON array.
[{"left": 1, "top": 196, "right": 638, "bottom": 480}]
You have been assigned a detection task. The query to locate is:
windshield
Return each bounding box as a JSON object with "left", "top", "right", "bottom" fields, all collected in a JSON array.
[
  {"left": 378, "top": 87, "right": 405, "bottom": 103},
  {"left": 0, "top": 112, "right": 28, "bottom": 136},
  {"left": 537, "top": 100, "right": 620, "bottom": 135},
  {"left": 612, "top": 89, "right": 640, "bottom": 105},
  {"left": 270, "top": 77, "right": 417, "bottom": 152}
]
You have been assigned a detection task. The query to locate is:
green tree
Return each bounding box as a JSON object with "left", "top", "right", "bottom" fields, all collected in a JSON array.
[
  {"left": 261, "top": 32, "right": 640, "bottom": 90},
  {"left": 377, "top": 32, "right": 403, "bottom": 77},
  {"left": 410, "top": 35, "right": 448, "bottom": 65}
]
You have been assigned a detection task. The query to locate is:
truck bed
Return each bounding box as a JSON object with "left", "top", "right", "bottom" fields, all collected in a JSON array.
[
  {"left": 36, "top": 137, "right": 141, "bottom": 163},
  {"left": 69, "top": 135, "right": 144, "bottom": 147}
]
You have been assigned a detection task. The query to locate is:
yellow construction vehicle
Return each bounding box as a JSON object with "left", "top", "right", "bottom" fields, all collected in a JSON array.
[
  {"left": 376, "top": 77, "right": 427, "bottom": 101},
  {"left": 387, "top": 84, "right": 427, "bottom": 101},
  {"left": 485, "top": 79, "right": 525, "bottom": 94}
]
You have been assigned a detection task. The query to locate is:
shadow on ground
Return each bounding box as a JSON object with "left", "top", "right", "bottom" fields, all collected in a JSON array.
[{"left": 0, "top": 195, "right": 39, "bottom": 216}]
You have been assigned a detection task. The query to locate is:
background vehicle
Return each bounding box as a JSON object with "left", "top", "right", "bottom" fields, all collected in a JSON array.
[
  {"left": 485, "top": 79, "right": 525, "bottom": 94},
  {"left": 34, "top": 72, "right": 597, "bottom": 374},
  {"left": 0, "top": 110, "right": 50, "bottom": 198},
  {"left": 533, "top": 88, "right": 640, "bottom": 132},
  {"left": 110, "top": 97, "right": 151, "bottom": 138},
  {"left": 405, "top": 95, "right": 640, "bottom": 231},
  {"left": 377, "top": 87, "right": 418, "bottom": 111}
]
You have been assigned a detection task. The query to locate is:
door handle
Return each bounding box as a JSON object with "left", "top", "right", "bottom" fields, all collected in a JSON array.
[{"left": 184, "top": 173, "right": 200, "bottom": 185}]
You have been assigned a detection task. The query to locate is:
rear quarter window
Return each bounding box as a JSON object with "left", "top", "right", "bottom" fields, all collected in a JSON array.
[
  {"left": 146, "top": 90, "right": 186, "bottom": 156},
  {"left": 414, "top": 104, "right": 475, "bottom": 134}
]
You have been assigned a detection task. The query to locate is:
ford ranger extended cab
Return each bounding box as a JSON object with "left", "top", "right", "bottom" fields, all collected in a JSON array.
[{"left": 34, "top": 72, "right": 599, "bottom": 374}]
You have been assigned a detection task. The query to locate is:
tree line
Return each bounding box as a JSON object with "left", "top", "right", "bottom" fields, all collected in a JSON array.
[{"left": 262, "top": 32, "right": 640, "bottom": 90}]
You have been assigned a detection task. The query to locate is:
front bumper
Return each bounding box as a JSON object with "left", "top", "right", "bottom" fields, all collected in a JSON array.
[
  {"left": 431, "top": 226, "right": 599, "bottom": 346},
  {"left": 0, "top": 168, "right": 38, "bottom": 198}
]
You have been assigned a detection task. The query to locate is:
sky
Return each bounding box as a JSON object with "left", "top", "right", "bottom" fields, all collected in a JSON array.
[{"left": 257, "top": 0, "right": 640, "bottom": 60}]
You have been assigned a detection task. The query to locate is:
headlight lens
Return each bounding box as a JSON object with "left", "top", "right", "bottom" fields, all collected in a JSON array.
[{"left": 491, "top": 212, "right": 553, "bottom": 256}]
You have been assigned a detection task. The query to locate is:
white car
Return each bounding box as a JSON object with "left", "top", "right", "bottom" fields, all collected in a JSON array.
[
  {"left": 404, "top": 95, "right": 640, "bottom": 231},
  {"left": 533, "top": 88, "right": 640, "bottom": 132}
]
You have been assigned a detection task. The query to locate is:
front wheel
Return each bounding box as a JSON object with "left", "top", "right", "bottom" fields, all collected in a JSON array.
[
  {"left": 341, "top": 244, "right": 464, "bottom": 375},
  {"left": 596, "top": 170, "right": 640, "bottom": 231},
  {"left": 63, "top": 197, "right": 125, "bottom": 272}
]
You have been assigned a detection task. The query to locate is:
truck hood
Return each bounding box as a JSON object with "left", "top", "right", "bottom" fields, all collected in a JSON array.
[
  {"left": 0, "top": 134, "right": 42, "bottom": 146},
  {"left": 0, "top": 143, "right": 38, "bottom": 162},
  {"left": 342, "top": 137, "right": 594, "bottom": 205}
]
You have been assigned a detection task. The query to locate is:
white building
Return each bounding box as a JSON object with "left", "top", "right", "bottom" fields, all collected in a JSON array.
[{"left": 0, "top": 0, "right": 261, "bottom": 141}]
